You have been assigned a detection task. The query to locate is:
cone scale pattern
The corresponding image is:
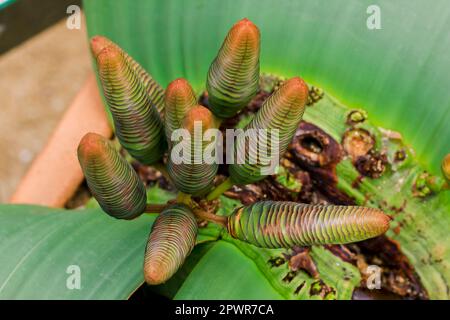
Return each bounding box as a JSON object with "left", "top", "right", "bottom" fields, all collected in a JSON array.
[
  {"left": 227, "top": 201, "right": 390, "bottom": 248},
  {"left": 228, "top": 77, "right": 308, "bottom": 185},
  {"left": 91, "top": 36, "right": 165, "bottom": 115},
  {"left": 77, "top": 133, "right": 147, "bottom": 220},
  {"left": 206, "top": 18, "right": 260, "bottom": 119},
  {"left": 144, "top": 204, "right": 198, "bottom": 285},
  {"left": 167, "top": 105, "right": 219, "bottom": 196},
  {"left": 92, "top": 38, "right": 166, "bottom": 165},
  {"left": 165, "top": 78, "right": 197, "bottom": 145}
]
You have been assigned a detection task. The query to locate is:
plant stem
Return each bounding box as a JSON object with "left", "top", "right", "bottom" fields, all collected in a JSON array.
[
  {"left": 144, "top": 199, "right": 228, "bottom": 228},
  {"left": 145, "top": 203, "right": 167, "bottom": 213},
  {"left": 153, "top": 162, "right": 171, "bottom": 182},
  {"left": 193, "top": 208, "right": 228, "bottom": 228},
  {"left": 212, "top": 114, "right": 223, "bottom": 128},
  {"left": 206, "top": 177, "right": 234, "bottom": 201},
  {"left": 176, "top": 192, "right": 193, "bottom": 206}
]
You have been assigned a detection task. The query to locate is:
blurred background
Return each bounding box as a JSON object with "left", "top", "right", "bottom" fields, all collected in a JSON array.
[{"left": 0, "top": 0, "right": 90, "bottom": 202}]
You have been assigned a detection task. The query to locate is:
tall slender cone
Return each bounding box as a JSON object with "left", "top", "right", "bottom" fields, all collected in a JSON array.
[
  {"left": 206, "top": 18, "right": 260, "bottom": 119},
  {"left": 92, "top": 38, "right": 166, "bottom": 165},
  {"left": 77, "top": 133, "right": 147, "bottom": 220},
  {"left": 229, "top": 77, "right": 309, "bottom": 185},
  {"left": 167, "top": 105, "right": 219, "bottom": 196},
  {"left": 227, "top": 201, "right": 391, "bottom": 248},
  {"left": 91, "top": 36, "right": 165, "bottom": 115},
  {"left": 442, "top": 154, "right": 450, "bottom": 183},
  {"left": 165, "top": 78, "right": 197, "bottom": 145},
  {"left": 144, "top": 204, "right": 198, "bottom": 285}
]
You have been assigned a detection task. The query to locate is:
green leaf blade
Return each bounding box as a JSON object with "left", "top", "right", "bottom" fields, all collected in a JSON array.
[{"left": 0, "top": 205, "right": 154, "bottom": 300}]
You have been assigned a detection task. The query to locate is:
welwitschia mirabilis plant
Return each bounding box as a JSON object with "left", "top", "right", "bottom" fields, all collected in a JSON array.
[{"left": 79, "top": 18, "right": 391, "bottom": 292}]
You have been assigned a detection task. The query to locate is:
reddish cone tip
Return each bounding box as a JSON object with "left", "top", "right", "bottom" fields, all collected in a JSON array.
[
  {"left": 227, "top": 18, "right": 260, "bottom": 50},
  {"left": 167, "top": 78, "right": 190, "bottom": 90},
  {"left": 166, "top": 78, "right": 194, "bottom": 98},
  {"left": 363, "top": 207, "right": 392, "bottom": 236},
  {"left": 183, "top": 105, "right": 214, "bottom": 132},
  {"left": 77, "top": 132, "right": 108, "bottom": 161},
  {"left": 95, "top": 44, "right": 123, "bottom": 67},
  {"left": 90, "top": 35, "right": 114, "bottom": 58},
  {"left": 234, "top": 17, "right": 258, "bottom": 31},
  {"left": 144, "top": 262, "right": 167, "bottom": 285},
  {"left": 278, "top": 77, "right": 309, "bottom": 106},
  {"left": 285, "top": 77, "right": 309, "bottom": 95}
]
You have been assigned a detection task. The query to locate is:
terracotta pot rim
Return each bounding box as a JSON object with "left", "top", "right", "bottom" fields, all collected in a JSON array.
[{"left": 9, "top": 73, "right": 112, "bottom": 208}]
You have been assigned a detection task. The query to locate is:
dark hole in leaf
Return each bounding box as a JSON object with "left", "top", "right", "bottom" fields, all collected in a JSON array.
[
  {"left": 300, "top": 135, "right": 324, "bottom": 154},
  {"left": 282, "top": 271, "right": 297, "bottom": 283},
  {"left": 294, "top": 281, "right": 306, "bottom": 295},
  {"left": 268, "top": 256, "right": 286, "bottom": 268}
]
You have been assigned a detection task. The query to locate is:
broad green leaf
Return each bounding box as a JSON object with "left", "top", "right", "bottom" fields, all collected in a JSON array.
[
  {"left": 174, "top": 242, "right": 283, "bottom": 300},
  {"left": 0, "top": 205, "right": 155, "bottom": 299}
]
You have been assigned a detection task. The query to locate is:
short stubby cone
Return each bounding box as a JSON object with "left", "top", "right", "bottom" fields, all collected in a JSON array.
[
  {"left": 92, "top": 37, "right": 166, "bottom": 165},
  {"left": 206, "top": 18, "right": 260, "bottom": 119},
  {"left": 77, "top": 132, "right": 147, "bottom": 219},
  {"left": 227, "top": 201, "right": 391, "bottom": 248},
  {"left": 167, "top": 105, "right": 219, "bottom": 196},
  {"left": 144, "top": 204, "right": 198, "bottom": 285},
  {"left": 229, "top": 77, "right": 309, "bottom": 185}
]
